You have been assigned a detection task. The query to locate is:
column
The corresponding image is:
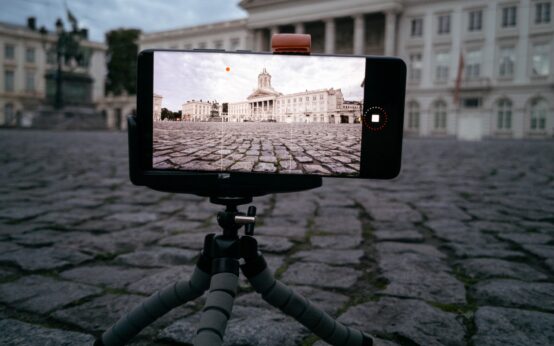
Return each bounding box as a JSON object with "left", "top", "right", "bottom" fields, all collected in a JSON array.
[
  {"left": 270, "top": 26, "right": 279, "bottom": 39},
  {"left": 384, "top": 11, "right": 397, "bottom": 56},
  {"left": 353, "top": 14, "right": 365, "bottom": 55},
  {"left": 255, "top": 30, "right": 264, "bottom": 52},
  {"left": 295, "top": 22, "right": 305, "bottom": 34},
  {"left": 324, "top": 18, "right": 335, "bottom": 54}
]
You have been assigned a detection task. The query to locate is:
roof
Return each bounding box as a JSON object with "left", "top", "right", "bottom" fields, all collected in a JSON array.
[{"left": 140, "top": 18, "right": 248, "bottom": 43}]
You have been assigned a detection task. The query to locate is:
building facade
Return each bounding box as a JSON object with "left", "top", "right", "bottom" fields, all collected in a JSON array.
[
  {"left": 226, "top": 68, "right": 361, "bottom": 123},
  {"left": 142, "top": 0, "right": 553, "bottom": 139},
  {"left": 182, "top": 99, "right": 219, "bottom": 122},
  {"left": 0, "top": 19, "right": 107, "bottom": 126},
  {"left": 179, "top": 68, "right": 362, "bottom": 124}
]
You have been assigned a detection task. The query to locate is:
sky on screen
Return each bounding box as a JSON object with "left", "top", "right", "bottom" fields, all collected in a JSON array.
[{"left": 154, "top": 52, "right": 365, "bottom": 111}]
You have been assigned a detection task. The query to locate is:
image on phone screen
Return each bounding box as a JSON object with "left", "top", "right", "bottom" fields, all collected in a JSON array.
[{"left": 152, "top": 51, "right": 366, "bottom": 177}]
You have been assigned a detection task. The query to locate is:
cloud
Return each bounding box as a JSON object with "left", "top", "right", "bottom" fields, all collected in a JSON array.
[
  {"left": 154, "top": 52, "right": 365, "bottom": 111},
  {"left": 0, "top": 0, "right": 247, "bottom": 41}
]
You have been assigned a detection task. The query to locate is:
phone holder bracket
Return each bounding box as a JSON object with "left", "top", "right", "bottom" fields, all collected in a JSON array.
[{"left": 271, "top": 33, "right": 311, "bottom": 54}]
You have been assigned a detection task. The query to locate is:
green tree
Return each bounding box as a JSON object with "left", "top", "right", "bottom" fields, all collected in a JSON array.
[{"left": 105, "top": 28, "right": 141, "bottom": 96}]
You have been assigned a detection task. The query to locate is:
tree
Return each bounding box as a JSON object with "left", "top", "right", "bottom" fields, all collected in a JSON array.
[
  {"left": 161, "top": 108, "right": 172, "bottom": 121},
  {"left": 105, "top": 28, "right": 141, "bottom": 96}
]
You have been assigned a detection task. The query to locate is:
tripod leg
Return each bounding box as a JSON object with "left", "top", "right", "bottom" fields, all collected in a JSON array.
[
  {"left": 242, "top": 254, "right": 373, "bottom": 346},
  {"left": 192, "top": 258, "right": 239, "bottom": 346},
  {"left": 96, "top": 254, "right": 211, "bottom": 346}
]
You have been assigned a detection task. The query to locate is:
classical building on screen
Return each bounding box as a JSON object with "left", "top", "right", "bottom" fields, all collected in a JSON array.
[{"left": 179, "top": 68, "right": 361, "bottom": 124}]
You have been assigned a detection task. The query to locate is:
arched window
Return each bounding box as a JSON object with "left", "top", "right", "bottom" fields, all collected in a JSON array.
[
  {"left": 4, "top": 103, "right": 14, "bottom": 125},
  {"left": 433, "top": 100, "right": 447, "bottom": 130},
  {"left": 406, "top": 101, "right": 420, "bottom": 130},
  {"left": 529, "top": 98, "right": 548, "bottom": 131},
  {"left": 497, "top": 99, "right": 512, "bottom": 130}
]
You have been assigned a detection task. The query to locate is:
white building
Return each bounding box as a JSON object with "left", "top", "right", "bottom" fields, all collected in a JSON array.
[
  {"left": 153, "top": 93, "right": 162, "bottom": 121},
  {"left": 140, "top": 0, "right": 553, "bottom": 139},
  {"left": 182, "top": 99, "right": 219, "bottom": 122},
  {"left": 222, "top": 68, "right": 361, "bottom": 124},
  {"left": 0, "top": 18, "right": 107, "bottom": 126}
]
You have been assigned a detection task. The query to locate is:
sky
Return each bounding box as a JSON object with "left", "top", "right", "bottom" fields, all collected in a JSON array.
[
  {"left": 154, "top": 52, "right": 366, "bottom": 112},
  {"left": 0, "top": 0, "right": 247, "bottom": 42}
]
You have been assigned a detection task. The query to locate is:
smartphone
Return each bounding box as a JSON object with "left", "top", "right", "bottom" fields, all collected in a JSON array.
[{"left": 133, "top": 49, "right": 405, "bottom": 196}]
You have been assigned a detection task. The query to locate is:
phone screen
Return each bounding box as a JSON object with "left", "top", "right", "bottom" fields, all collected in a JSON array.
[{"left": 152, "top": 51, "right": 366, "bottom": 177}]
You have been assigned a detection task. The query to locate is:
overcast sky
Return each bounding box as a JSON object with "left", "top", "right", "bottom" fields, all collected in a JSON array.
[
  {"left": 154, "top": 52, "right": 365, "bottom": 111},
  {"left": 0, "top": 0, "right": 247, "bottom": 42}
]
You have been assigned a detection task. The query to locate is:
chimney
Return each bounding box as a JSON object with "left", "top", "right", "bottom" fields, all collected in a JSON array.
[{"left": 27, "top": 17, "right": 36, "bottom": 31}]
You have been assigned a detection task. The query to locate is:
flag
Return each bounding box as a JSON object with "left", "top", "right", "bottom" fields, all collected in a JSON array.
[{"left": 453, "top": 52, "right": 464, "bottom": 105}]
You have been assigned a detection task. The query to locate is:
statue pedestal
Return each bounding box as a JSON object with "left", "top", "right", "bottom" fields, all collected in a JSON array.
[
  {"left": 208, "top": 116, "right": 223, "bottom": 122},
  {"left": 32, "top": 105, "right": 106, "bottom": 130}
]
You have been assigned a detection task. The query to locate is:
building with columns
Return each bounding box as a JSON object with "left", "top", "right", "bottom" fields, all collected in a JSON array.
[
  {"left": 221, "top": 68, "right": 360, "bottom": 123},
  {"left": 140, "top": 0, "right": 553, "bottom": 138}
]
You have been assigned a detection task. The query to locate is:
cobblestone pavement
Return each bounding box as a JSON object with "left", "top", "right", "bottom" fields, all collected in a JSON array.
[
  {"left": 153, "top": 122, "right": 361, "bottom": 176},
  {"left": 1, "top": 129, "right": 554, "bottom": 346}
]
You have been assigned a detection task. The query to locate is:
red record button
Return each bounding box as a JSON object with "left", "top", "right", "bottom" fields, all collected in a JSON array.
[{"left": 362, "top": 106, "right": 388, "bottom": 131}]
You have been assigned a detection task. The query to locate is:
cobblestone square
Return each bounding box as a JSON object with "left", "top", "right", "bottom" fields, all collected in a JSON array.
[
  {"left": 154, "top": 122, "right": 361, "bottom": 176},
  {"left": 1, "top": 129, "right": 553, "bottom": 346}
]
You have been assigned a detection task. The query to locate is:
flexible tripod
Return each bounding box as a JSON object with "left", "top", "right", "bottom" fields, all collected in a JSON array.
[{"left": 96, "top": 197, "right": 373, "bottom": 346}]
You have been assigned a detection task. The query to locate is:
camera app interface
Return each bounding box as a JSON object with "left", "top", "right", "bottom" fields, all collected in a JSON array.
[{"left": 153, "top": 51, "right": 366, "bottom": 177}]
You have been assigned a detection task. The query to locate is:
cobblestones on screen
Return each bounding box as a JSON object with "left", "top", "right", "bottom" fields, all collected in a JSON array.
[{"left": 153, "top": 122, "right": 362, "bottom": 176}]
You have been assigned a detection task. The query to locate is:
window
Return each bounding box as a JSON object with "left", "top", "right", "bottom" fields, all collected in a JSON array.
[
  {"left": 25, "top": 47, "right": 35, "bottom": 63},
  {"left": 535, "top": 2, "right": 551, "bottom": 24},
  {"left": 198, "top": 42, "right": 206, "bottom": 49},
  {"left": 4, "top": 44, "right": 15, "bottom": 60},
  {"left": 230, "top": 38, "right": 240, "bottom": 51},
  {"left": 497, "top": 99, "right": 512, "bottom": 130},
  {"left": 433, "top": 100, "right": 447, "bottom": 130},
  {"left": 184, "top": 43, "right": 192, "bottom": 50},
  {"left": 462, "top": 97, "right": 482, "bottom": 108},
  {"left": 407, "top": 101, "right": 420, "bottom": 130},
  {"left": 435, "top": 52, "right": 450, "bottom": 81},
  {"left": 499, "top": 47, "right": 515, "bottom": 77},
  {"left": 4, "top": 70, "right": 14, "bottom": 92},
  {"left": 465, "top": 49, "right": 482, "bottom": 79},
  {"left": 502, "top": 6, "right": 517, "bottom": 27},
  {"left": 4, "top": 103, "right": 15, "bottom": 125},
  {"left": 530, "top": 99, "right": 548, "bottom": 130},
  {"left": 438, "top": 14, "right": 451, "bottom": 34},
  {"left": 409, "top": 53, "right": 422, "bottom": 82},
  {"left": 411, "top": 18, "right": 423, "bottom": 37},
  {"left": 213, "top": 40, "right": 223, "bottom": 49},
  {"left": 532, "top": 43, "right": 550, "bottom": 76},
  {"left": 47, "top": 49, "right": 56, "bottom": 64},
  {"left": 25, "top": 70, "right": 35, "bottom": 92},
  {"left": 468, "top": 10, "right": 483, "bottom": 31}
]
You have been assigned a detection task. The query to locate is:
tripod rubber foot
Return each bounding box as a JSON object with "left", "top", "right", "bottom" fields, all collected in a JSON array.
[
  {"left": 99, "top": 266, "right": 210, "bottom": 346},
  {"left": 246, "top": 267, "right": 373, "bottom": 346}
]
